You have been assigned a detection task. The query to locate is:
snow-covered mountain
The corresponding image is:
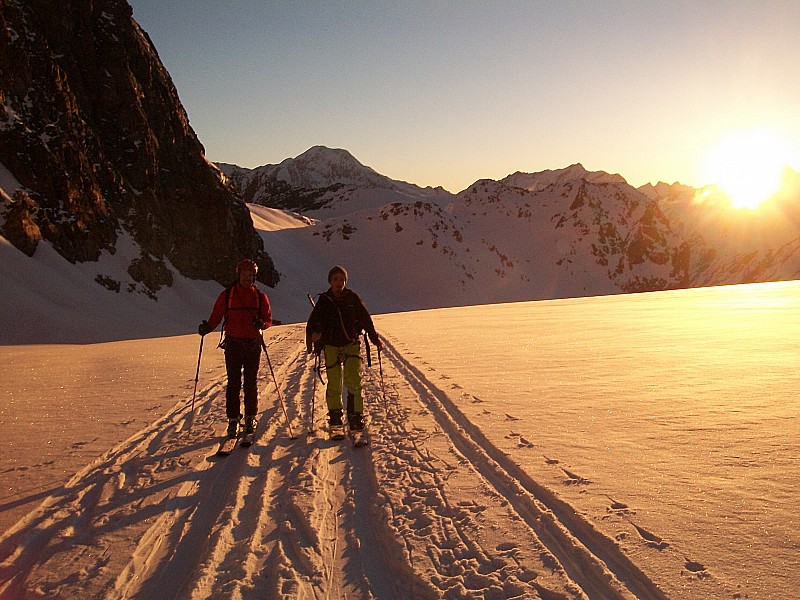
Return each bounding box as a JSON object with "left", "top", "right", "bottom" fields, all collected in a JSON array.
[
  {"left": 501, "top": 162, "right": 627, "bottom": 191},
  {"left": 225, "top": 149, "right": 799, "bottom": 324},
  {"left": 255, "top": 167, "right": 690, "bottom": 323},
  {"left": 218, "top": 146, "right": 452, "bottom": 218},
  {"left": 641, "top": 177, "right": 800, "bottom": 287},
  {"left": 3, "top": 135, "right": 800, "bottom": 342}
]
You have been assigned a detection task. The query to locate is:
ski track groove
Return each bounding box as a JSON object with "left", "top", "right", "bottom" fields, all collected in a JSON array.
[
  {"left": 0, "top": 324, "right": 670, "bottom": 599},
  {"left": 355, "top": 340, "right": 588, "bottom": 599},
  {"left": 379, "top": 335, "right": 668, "bottom": 600}
]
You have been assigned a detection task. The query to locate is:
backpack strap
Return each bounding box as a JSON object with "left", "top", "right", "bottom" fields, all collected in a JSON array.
[
  {"left": 218, "top": 282, "right": 237, "bottom": 348},
  {"left": 219, "top": 283, "right": 263, "bottom": 348}
]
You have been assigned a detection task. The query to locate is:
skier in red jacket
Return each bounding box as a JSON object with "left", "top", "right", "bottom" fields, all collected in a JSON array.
[{"left": 198, "top": 259, "right": 272, "bottom": 438}]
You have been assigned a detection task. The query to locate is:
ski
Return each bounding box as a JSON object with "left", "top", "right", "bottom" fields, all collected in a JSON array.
[
  {"left": 351, "top": 428, "right": 369, "bottom": 447},
  {"left": 216, "top": 434, "right": 240, "bottom": 456},
  {"left": 239, "top": 418, "right": 257, "bottom": 448},
  {"left": 215, "top": 420, "right": 244, "bottom": 456},
  {"left": 329, "top": 424, "right": 346, "bottom": 441}
]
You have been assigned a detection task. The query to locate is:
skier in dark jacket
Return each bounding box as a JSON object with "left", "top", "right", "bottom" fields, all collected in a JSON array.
[
  {"left": 198, "top": 259, "right": 272, "bottom": 438},
  {"left": 306, "top": 265, "right": 381, "bottom": 431}
]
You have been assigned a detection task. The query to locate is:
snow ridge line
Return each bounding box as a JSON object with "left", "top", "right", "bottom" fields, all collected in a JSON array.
[{"left": 379, "top": 337, "right": 668, "bottom": 600}]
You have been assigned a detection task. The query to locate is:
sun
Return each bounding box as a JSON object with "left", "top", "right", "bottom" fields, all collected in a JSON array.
[{"left": 700, "top": 128, "right": 799, "bottom": 210}]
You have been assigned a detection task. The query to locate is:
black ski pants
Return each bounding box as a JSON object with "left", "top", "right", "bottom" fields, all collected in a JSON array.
[{"left": 224, "top": 337, "right": 262, "bottom": 420}]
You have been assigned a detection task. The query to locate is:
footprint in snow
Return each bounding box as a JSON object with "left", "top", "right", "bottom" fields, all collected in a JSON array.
[
  {"left": 684, "top": 558, "right": 706, "bottom": 573},
  {"left": 606, "top": 497, "right": 635, "bottom": 516},
  {"left": 504, "top": 413, "right": 521, "bottom": 421},
  {"left": 561, "top": 468, "right": 590, "bottom": 485},
  {"left": 496, "top": 541, "right": 517, "bottom": 552},
  {"left": 632, "top": 523, "right": 669, "bottom": 550},
  {"left": 608, "top": 497, "right": 629, "bottom": 510},
  {"left": 543, "top": 455, "right": 560, "bottom": 465}
]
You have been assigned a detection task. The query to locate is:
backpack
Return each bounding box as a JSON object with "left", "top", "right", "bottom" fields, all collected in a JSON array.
[{"left": 218, "top": 282, "right": 263, "bottom": 348}]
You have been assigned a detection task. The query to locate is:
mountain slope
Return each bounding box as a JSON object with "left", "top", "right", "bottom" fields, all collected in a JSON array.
[
  {"left": 249, "top": 152, "right": 798, "bottom": 323},
  {"left": 0, "top": 0, "right": 276, "bottom": 292},
  {"left": 218, "top": 146, "right": 452, "bottom": 218}
]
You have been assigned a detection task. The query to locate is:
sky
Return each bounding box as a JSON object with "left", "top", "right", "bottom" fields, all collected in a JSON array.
[{"left": 127, "top": 1, "right": 800, "bottom": 193}]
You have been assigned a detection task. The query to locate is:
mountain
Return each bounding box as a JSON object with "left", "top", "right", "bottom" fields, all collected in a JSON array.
[
  {"left": 0, "top": 0, "right": 277, "bottom": 295},
  {"left": 640, "top": 178, "right": 800, "bottom": 286},
  {"left": 238, "top": 150, "right": 800, "bottom": 324},
  {"left": 224, "top": 147, "right": 798, "bottom": 303},
  {"left": 501, "top": 162, "right": 627, "bottom": 191},
  {"left": 218, "top": 146, "right": 452, "bottom": 218},
  {"left": 255, "top": 170, "right": 690, "bottom": 322},
  {"left": 1, "top": 1, "right": 798, "bottom": 343}
]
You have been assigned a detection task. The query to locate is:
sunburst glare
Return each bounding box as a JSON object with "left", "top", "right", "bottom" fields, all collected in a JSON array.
[{"left": 700, "top": 128, "right": 800, "bottom": 210}]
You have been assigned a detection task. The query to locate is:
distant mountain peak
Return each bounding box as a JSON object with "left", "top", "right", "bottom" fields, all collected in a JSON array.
[
  {"left": 295, "top": 145, "right": 360, "bottom": 163},
  {"left": 502, "top": 163, "right": 627, "bottom": 192},
  {"left": 274, "top": 145, "right": 385, "bottom": 188},
  {"left": 218, "top": 146, "right": 451, "bottom": 215}
]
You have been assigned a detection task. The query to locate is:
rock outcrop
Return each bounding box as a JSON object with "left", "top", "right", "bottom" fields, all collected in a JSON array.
[{"left": 0, "top": 0, "right": 277, "bottom": 292}]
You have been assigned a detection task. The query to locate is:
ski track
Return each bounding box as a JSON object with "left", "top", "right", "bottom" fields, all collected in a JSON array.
[{"left": 0, "top": 325, "right": 679, "bottom": 599}]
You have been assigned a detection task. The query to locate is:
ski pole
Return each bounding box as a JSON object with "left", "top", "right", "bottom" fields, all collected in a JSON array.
[
  {"left": 191, "top": 335, "right": 205, "bottom": 412},
  {"left": 310, "top": 352, "right": 318, "bottom": 433},
  {"left": 377, "top": 340, "right": 386, "bottom": 402},
  {"left": 307, "top": 292, "right": 317, "bottom": 433},
  {"left": 260, "top": 336, "right": 297, "bottom": 440}
]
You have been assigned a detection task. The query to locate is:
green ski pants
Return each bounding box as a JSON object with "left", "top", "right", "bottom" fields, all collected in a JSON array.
[{"left": 324, "top": 342, "right": 363, "bottom": 413}]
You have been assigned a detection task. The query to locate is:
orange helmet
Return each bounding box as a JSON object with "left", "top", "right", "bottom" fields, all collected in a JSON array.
[{"left": 236, "top": 259, "right": 258, "bottom": 274}]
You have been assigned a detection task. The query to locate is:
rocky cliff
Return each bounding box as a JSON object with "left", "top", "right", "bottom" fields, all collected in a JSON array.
[{"left": 0, "top": 0, "right": 277, "bottom": 294}]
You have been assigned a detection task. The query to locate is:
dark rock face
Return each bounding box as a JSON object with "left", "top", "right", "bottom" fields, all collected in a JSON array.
[{"left": 0, "top": 0, "right": 277, "bottom": 290}]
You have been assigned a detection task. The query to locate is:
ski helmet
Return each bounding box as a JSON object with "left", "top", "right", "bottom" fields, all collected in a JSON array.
[{"left": 236, "top": 259, "right": 258, "bottom": 274}]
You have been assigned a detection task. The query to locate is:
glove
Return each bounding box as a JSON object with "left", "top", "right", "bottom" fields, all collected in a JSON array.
[
  {"left": 370, "top": 333, "right": 382, "bottom": 351},
  {"left": 253, "top": 318, "right": 267, "bottom": 331},
  {"left": 198, "top": 320, "right": 212, "bottom": 336}
]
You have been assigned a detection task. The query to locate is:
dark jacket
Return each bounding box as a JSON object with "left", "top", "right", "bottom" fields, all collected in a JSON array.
[{"left": 306, "top": 288, "right": 378, "bottom": 351}]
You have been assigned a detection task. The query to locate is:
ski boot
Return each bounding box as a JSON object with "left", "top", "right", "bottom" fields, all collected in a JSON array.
[
  {"left": 244, "top": 415, "right": 257, "bottom": 435},
  {"left": 328, "top": 409, "right": 345, "bottom": 440},
  {"left": 348, "top": 412, "right": 364, "bottom": 431},
  {"left": 328, "top": 409, "right": 343, "bottom": 427},
  {"left": 226, "top": 418, "right": 240, "bottom": 439}
]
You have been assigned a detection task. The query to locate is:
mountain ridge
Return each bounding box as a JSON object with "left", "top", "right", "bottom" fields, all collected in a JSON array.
[
  {"left": 0, "top": 0, "right": 798, "bottom": 342},
  {"left": 0, "top": 0, "right": 277, "bottom": 293}
]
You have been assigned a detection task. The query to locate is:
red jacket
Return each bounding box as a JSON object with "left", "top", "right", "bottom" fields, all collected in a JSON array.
[{"left": 206, "top": 283, "right": 272, "bottom": 339}]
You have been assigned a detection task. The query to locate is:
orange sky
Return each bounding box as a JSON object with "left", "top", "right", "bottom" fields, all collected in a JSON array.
[{"left": 129, "top": 1, "right": 800, "bottom": 193}]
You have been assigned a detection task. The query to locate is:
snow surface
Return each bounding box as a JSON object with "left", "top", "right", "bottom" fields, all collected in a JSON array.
[{"left": 0, "top": 206, "right": 798, "bottom": 598}]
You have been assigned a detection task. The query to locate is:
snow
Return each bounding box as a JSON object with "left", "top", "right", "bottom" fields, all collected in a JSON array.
[
  {"left": 0, "top": 207, "right": 798, "bottom": 598},
  {"left": 0, "top": 161, "right": 21, "bottom": 229},
  {"left": 0, "top": 162, "right": 21, "bottom": 198}
]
